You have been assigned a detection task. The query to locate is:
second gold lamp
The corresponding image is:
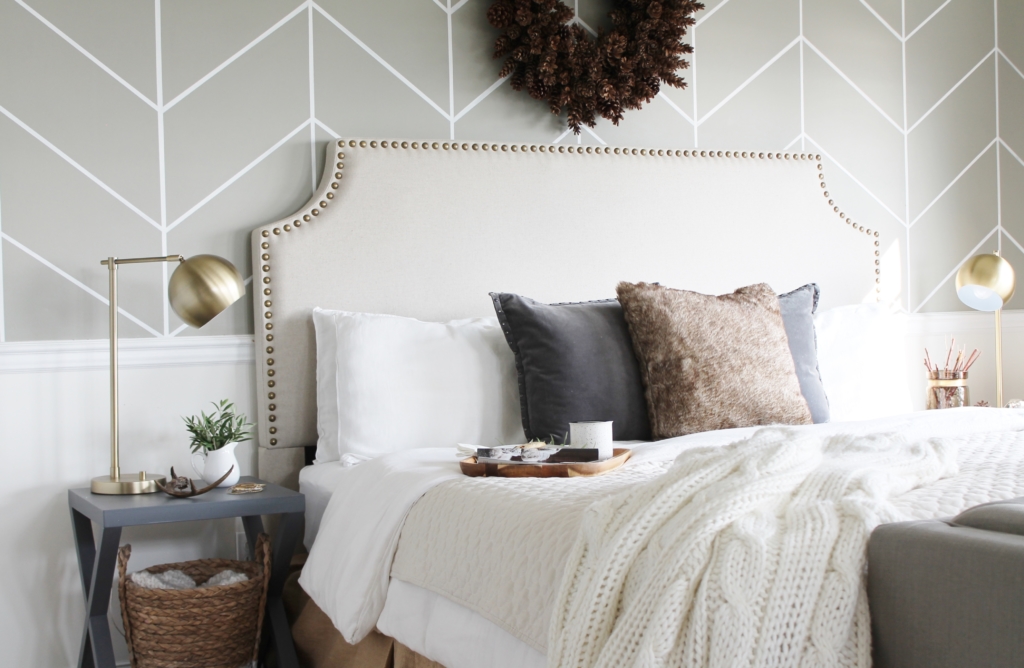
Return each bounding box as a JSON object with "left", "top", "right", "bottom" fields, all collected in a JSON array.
[{"left": 91, "top": 254, "right": 244, "bottom": 495}]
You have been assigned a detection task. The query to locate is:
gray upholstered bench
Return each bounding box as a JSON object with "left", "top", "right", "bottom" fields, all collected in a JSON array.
[{"left": 868, "top": 498, "right": 1024, "bottom": 668}]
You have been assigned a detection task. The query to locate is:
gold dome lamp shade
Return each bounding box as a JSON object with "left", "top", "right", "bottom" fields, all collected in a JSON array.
[
  {"left": 91, "top": 254, "right": 244, "bottom": 495},
  {"left": 955, "top": 252, "right": 1016, "bottom": 408}
]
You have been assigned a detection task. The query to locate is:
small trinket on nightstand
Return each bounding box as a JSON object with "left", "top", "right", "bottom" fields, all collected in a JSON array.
[{"left": 229, "top": 482, "right": 265, "bottom": 495}]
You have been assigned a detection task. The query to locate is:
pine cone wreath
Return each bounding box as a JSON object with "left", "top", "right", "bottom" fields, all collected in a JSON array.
[{"left": 487, "top": 0, "right": 704, "bottom": 133}]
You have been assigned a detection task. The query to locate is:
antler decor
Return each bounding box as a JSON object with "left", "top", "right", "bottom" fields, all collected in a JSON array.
[
  {"left": 155, "top": 466, "right": 234, "bottom": 498},
  {"left": 488, "top": 0, "right": 704, "bottom": 133}
]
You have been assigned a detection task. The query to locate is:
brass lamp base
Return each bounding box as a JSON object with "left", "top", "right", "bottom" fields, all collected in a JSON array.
[{"left": 91, "top": 473, "right": 166, "bottom": 495}]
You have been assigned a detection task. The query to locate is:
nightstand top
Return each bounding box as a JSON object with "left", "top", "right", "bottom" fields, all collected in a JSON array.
[{"left": 68, "top": 476, "right": 304, "bottom": 527}]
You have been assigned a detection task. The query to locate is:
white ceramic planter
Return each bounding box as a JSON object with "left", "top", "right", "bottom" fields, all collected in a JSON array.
[{"left": 191, "top": 442, "right": 241, "bottom": 487}]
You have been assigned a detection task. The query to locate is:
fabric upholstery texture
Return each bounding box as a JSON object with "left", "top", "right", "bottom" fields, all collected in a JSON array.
[
  {"left": 777, "top": 283, "right": 830, "bottom": 423},
  {"left": 869, "top": 498, "right": 1024, "bottom": 668},
  {"left": 616, "top": 281, "right": 812, "bottom": 438},
  {"left": 490, "top": 293, "right": 651, "bottom": 442}
]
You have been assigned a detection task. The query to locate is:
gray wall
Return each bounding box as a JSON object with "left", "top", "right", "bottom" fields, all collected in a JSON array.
[{"left": 1, "top": 0, "right": 1021, "bottom": 343}]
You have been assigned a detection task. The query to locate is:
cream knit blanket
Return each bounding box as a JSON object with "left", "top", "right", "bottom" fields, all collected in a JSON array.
[{"left": 548, "top": 427, "right": 958, "bottom": 668}]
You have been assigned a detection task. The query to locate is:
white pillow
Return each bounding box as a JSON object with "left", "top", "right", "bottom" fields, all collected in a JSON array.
[
  {"left": 814, "top": 303, "right": 912, "bottom": 422},
  {"left": 313, "top": 308, "right": 525, "bottom": 462}
]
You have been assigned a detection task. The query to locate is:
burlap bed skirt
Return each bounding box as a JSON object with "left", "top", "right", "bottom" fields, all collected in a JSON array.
[{"left": 284, "top": 558, "right": 444, "bottom": 668}]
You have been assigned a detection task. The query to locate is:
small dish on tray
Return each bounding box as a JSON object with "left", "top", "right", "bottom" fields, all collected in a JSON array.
[{"left": 460, "top": 448, "right": 632, "bottom": 478}]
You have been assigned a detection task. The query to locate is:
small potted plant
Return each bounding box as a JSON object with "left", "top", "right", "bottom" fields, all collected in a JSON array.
[{"left": 185, "top": 399, "right": 253, "bottom": 487}]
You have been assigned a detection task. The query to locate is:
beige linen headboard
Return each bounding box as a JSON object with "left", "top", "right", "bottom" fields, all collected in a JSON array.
[{"left": 251, "top": 139, "right": 880, "bottom": 487}]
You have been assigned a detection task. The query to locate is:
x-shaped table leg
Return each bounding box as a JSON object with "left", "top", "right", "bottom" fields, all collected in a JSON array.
[
  {"left": 71, "top": 508, "right": 122, "bottom": 668},
  {"left": 242, "top": 512, "right": 303, "bottom": 668}
]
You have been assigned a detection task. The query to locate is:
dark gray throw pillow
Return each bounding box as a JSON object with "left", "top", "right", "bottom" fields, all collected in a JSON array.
[
  {"left": 777, "top": 283, "right": 830, "bottom": 423},
  {"left": 490, "top": 293, "right": 652, "bottom": 442}
]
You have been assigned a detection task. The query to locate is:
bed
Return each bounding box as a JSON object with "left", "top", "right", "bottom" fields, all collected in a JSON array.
[{"left": 250, "top": 138, "right": 1024, "bottom": 668}]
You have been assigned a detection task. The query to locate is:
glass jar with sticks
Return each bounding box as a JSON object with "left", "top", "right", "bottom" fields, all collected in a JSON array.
[{"left": 924, "top": 339, "right": 979, "bottom": 410}]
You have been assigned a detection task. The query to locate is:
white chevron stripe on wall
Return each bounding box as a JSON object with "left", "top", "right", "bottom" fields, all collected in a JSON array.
[{"left": 0, "top": 0, "right": 1021, "bottom": 343}]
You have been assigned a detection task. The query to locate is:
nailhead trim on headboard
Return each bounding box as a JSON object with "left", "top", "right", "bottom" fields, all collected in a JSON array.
[{"left": 253, "top": 138, "right": 880, "bottom": 447}]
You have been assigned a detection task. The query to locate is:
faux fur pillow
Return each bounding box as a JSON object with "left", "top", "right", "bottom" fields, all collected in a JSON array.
[{"left": 616, "top": 282, "right": 812, "bottom": 438}]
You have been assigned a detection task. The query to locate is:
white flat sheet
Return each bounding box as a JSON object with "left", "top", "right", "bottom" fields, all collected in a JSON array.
[
  {"left": 378, "top": 578, "right": 546, "bottom": 668},
  {"left": 299, "top": 460, "right": 349, "bottom": 550},
  {"left": 302, "top": 409, "right": 1024, "bottom": 658}
]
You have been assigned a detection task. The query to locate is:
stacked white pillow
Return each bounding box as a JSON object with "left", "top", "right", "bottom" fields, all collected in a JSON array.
[
  {"left": 814, "top": 303, "right": 912, "bottom": 422},
  {"left": 313, "top": 308, "right": 526, "bottom": 463}
]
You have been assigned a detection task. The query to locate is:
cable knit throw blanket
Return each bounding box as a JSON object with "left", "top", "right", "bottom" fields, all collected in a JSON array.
[{"left": 548, "top": 427, "right": 957, "bottom": 668}]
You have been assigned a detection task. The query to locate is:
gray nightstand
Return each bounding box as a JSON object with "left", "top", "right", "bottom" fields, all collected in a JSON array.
[{"left": 68, "top": 476, "right": 304, "bottom": 668}]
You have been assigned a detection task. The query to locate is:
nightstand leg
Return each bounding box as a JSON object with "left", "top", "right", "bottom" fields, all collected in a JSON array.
[
  {"left": 242, "top": 512, "right": 302, "bottom": 668},
  {"left": 71, "top": 509, "right": 121, "bottom": 668}
]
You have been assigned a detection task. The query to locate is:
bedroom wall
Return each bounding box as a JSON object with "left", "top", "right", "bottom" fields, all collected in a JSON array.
[{"left": 1, "top": 0, "right": 1023, "bottom": 666}]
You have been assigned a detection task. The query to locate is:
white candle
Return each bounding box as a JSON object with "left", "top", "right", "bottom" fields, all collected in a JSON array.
[{"left": 569, "top": 421, "right": 614, "bottom": 460}]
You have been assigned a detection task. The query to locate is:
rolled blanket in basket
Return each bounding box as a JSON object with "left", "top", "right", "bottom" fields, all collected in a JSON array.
[{"left": 131, "top": 568, "right": 248, "bottom": 589}]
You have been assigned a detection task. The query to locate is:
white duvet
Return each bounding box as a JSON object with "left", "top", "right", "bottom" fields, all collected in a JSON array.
[{"left": 300, "top": 409, "right": 1024, "bottom": 661}]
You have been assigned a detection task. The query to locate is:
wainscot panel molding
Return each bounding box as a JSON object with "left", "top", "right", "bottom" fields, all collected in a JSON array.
[{"left": 0, "top": 335, "right": 254, "bottom": 373}]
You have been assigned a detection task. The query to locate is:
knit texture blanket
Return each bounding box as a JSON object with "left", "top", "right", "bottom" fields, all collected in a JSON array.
[{"left": 548, "top": 427, "right": 958, "bottom": 668}]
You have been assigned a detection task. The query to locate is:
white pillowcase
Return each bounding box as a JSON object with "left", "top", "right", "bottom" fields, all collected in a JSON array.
[
  {"left": 313, "top": 308, "right": 525, "bottom": 462},
  {"left": 814, "top": 303, "right": 912, "bottom": 422}
]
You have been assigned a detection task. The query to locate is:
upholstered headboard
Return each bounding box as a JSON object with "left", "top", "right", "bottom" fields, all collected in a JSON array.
[{"left": 251, "top": 138, "right": 881, "bottom": 487}]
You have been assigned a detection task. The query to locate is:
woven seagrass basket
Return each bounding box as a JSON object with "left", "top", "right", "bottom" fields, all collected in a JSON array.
[{"left": 117, "top": 533, "right": 271, "bottom": 668}]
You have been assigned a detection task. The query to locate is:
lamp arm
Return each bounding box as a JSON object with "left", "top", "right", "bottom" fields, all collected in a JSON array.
[{"left": 101, "top": 255, "right": 183, "bottom": 266}]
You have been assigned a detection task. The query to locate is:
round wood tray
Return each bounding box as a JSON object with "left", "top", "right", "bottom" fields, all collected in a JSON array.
[{"left": 460, "top": 448, "right": 632, "bottom": 478}]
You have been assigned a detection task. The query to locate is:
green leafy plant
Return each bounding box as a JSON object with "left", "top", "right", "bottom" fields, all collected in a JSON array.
[{"left": 183, "top": 399, "right": 253, "bottom": 453}]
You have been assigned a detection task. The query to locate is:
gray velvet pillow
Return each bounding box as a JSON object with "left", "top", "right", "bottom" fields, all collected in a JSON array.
[
  {"left": 490, "top": 293, "right": 651, "bottom": 442},
  {"left": 778, "top": 284, "right": 830, "bottom": 423}
]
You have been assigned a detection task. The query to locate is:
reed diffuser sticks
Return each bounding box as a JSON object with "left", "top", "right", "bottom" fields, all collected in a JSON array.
[{"left": 923, "top": 337, "right": 979, "bottom": 376}]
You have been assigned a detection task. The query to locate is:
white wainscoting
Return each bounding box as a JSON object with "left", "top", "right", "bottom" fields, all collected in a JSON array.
[
  {"left": 0, "top": 335, "right": 256, "bottom": 668},
  {"left": 0, "top": 314, "right": 1021, "bottom": 666}
]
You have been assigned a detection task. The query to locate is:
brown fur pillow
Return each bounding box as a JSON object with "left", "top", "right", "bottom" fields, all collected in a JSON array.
[{"left": 616, "top": 282, "right": 812, "bottom": 438}]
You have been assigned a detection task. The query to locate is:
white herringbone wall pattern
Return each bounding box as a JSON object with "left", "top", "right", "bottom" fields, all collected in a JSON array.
[{"left": 1, "top": 0, "right": 1022, "bottom": 342}]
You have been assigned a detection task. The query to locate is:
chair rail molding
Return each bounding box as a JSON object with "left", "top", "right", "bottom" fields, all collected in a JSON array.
[{"left": 0, "top": 334, "right": 254, "bottom": 373}]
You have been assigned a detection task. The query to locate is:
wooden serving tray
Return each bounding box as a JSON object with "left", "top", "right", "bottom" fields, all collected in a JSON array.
[{"left": 460, "top": 448, "right": 631, "bottom": 478}]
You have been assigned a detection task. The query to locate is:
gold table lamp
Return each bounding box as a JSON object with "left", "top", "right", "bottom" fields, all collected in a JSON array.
[
  {"left": 956, "top": 252, "right": 1016, "bottom": 408},
  {"left": 91, "top": 254, "right": 244, "bottom": 494}
]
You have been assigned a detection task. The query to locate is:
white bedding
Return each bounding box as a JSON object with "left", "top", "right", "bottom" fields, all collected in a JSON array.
[{"left": 301, "top": 409, "right": 1024, "bottom": 667}]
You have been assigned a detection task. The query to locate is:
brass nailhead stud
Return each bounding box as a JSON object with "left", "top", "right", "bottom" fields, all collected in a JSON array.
[
  {"left": 273, "top": 228, "right": 281, "bottom": 234},
  {"left": 432, "top": 142, "right": 439, "bottom": 148},
  {"left": 295, "top": 220, "right": 302, "bottom": 226},
  {"left": 270, "top": 438, "right": 278, "bottom": 445},
  {"left": 491, "top": 144, "right": 498, "bottom": 150},
  {"left": 511, "top": 145, "right": 518, "bottom": 152},
  {"left": 268, "top": 379, "right": 275, "bottom": 386},
  {"left": 284, "top": 224, "right": 291, "bottom": 231},
  {"left": 262, "top": 230, "right": 269, "bottom": 237},
  {"left": 264, "top": 300, "right": 271, "bottom": 307},
  {"left": 717, "top": 151, "right": 723, "bottom": 157},
  {"left": 311, "top": 209, "right": 319, "bottom": 216},
  {"left": 392, "top": 141, "right": 399, "bottom": 148},
  {"left": 443, "top": 143, "right": 450, "bottom": 149},
  {"left": 501, "top": 144, "right": 508, "bottom": 151},
  {"left": 631, "top": 148, "right": 638, "bottom": 155},
  {"left": 338, "top": 140, "right": 344, "bottom": 148},
  {"left": 263, "top": 277, "right": 271, "bottom": 284},
  {"left": 759, "top": 153, "right": 765, "bottom": 158},
  {"left": 331, "top": 182, "right": 339, "bottom": 189},
  {"left": 521, "top": 145, "right": 527, "bottom": 151},
  {"left": 267, "top": 347, "right": 274, "bottom": 354},
  {"left": 335, "top": 172, "right": 343, "bottom": 179},
  {"left": 412, "top": 142, "right": 419, "bottom": 148},
  {"left": 464, "top": 143, "right": 470, "bottom": 149},
  {"left": 264, "top": 288, "right": 271, "bottom": 295},
  {"left": 320, "top": 201, "right": 327, "bottom": 208},
  {"left": 267, "top": 335, "right": 274, "bottom": 342},
  {"left": 483, "top": 144, "right": 489, "bottom": 150},
  {"left": 265, "top": 323, "right": 273, "bottom": 331},
  {"left": 264, "top": 312, "right": 272, "bottom": 319},
  {"left": 267, "top": 368, "right": 275, "bottom": 375},
  {"left": 569, "top": 146, "right": 576, "bottom": 153},
  {"left": 303, "top": 214, "right": 311, "bottom": 221},
  {"left": 262, "top": 254, "right": 269, "bottom": 261},
  {"left": 267, "top": 359, "right": 274, "bottom": 365},
  {"left": 349, "top": 140, "right": 356, "bottom": 147},
  {"left": 326, "top": 192, "right": 334, "bottom": 199},
  {"left": 360, "top": 141, "right": 367, "bottom": 147},
  {"left": 370, "top": 141, "right": 378, "bottom": 148},
  {"left": 268, "top": 392, "right": 276, "bottom": 399},
  {"left": 269, "top": 404, "right": 276, "bottom": 411},
  {"left": 269, "top": 427, "right": 277, "bottom": 434},
  {"left": 269, "top": 414, "right": 276, "bottom": 421},
  {"left": 816, "top": 154, "right": 822, "bottom": 160},
  {"left": 262, "top": 264, "right": 270, "bottom": 272},
  {"left": 402, "top": 141, "right": 408, "bottom": 148},
  {"left": 261, "top": 242, "right": 269, "bottom": 249}
]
